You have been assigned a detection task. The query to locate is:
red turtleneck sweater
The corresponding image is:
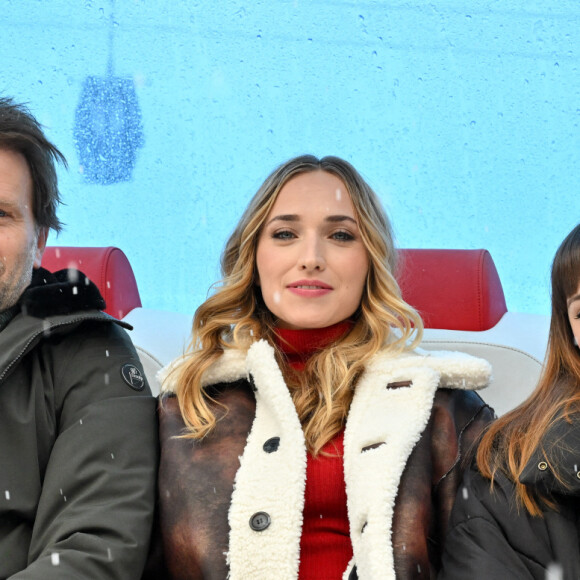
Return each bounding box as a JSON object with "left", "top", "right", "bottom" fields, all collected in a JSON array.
[{"left": 274, "top": 322, "right": 353, "bottom": 580}]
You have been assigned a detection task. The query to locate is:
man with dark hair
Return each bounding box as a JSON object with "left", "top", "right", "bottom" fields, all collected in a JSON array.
[{"left": 0, "top": 97, "right": 157, "bottom": 578}]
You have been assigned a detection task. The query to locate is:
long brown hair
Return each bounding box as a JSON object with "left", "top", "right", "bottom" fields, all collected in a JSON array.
[
  {"left": 169, "top": 155, "right": 423, "bottom": 454},
  {"left": 477, "top": 223, "right": 580, "bottom": 515}
]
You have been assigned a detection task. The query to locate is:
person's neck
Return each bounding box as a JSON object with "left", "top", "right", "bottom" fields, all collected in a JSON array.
[{"left": 274, "top": 320, "right": 354, "bottom": 370}]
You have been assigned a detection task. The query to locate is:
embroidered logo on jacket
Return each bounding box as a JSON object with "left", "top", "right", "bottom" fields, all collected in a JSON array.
[{"left": 121, "top": 363, "right": 145, "bottom": 391}]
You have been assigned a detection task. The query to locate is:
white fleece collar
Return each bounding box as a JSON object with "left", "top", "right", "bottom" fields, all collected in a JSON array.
[{"left": 160, "top": 340, "right": 491, "bottom": 394}]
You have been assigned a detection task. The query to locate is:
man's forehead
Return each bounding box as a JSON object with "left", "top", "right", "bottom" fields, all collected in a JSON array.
[{"left": 0, "top": 148, "right": 33, "bottom": 204}]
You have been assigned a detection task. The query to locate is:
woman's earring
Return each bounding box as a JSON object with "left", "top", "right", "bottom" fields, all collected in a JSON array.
[{"left": 575, "top": 337, "right": 578, "bottom": 346}]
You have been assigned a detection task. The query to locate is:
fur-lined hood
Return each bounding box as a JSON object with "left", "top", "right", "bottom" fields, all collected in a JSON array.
[{"left": 20, "top": 267, "right": 106, "bottom": 318}]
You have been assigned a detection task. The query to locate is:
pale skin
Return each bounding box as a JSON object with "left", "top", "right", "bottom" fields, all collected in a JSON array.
[
  {"left": 256, "top": 170, "right": 369, "bottom": 330},
  {"left": 568, "top": 280, "right": 580, "bottom": 348},
  {"left": 0, "top": 148, "right": 47, "bottom": 311}
]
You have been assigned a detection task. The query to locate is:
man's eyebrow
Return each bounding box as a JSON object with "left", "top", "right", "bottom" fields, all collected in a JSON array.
[{"left": 265, "top": 214, "right": 358, "bottom": 226}]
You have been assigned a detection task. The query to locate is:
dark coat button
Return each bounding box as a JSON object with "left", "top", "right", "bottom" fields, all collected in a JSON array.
[
  {"left": 263, "top": 437, "right": 280, "bottom": 453},
  {"left": 348, "top": 566, "right": 358, "bottom": 580},
  {"left": 249, "top": 511, "right": 271, "bottom": 531}
]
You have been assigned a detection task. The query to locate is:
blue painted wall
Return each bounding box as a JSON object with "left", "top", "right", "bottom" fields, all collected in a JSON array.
[{"left": 2, "top": 1, "right": 578, "bottom": 315}]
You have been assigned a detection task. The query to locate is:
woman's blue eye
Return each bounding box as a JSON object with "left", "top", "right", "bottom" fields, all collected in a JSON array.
[
  {"left": 332, "top": 230, "right": 354, "bottom": 241},
  {"left": 272, "top": 230, "right": 295, "bottom": 240}
]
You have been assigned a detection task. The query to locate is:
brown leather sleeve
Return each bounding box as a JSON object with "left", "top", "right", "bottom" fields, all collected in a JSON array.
[
  {"left": 391, "top": 389, "right": 493, "bottom": 579},
  {"left": 392, "top": 416, "right": 435, "bottom": 578},
  {"left": 155, "top": 383, "right": 256, "bottom": 580},
  {"left": 431, "top": 389, "right": 494, "bottom": 570}
]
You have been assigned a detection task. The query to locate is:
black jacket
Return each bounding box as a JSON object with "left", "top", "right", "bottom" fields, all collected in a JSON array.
[
  {"left": 439, "top": 418, "right": 580, "bottom": 580},
  {"left": 0, "top": 268, "right": 158, "bottom": 579}
]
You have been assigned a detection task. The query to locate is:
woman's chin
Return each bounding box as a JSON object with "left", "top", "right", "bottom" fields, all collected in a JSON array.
[{"left": 276, "top": 317, "right": 340, "bottom": 330}]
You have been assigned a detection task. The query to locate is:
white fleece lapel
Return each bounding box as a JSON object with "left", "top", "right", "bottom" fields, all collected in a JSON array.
[
  {"left": 343, "top": 350, "right": 491, "bottom": 580},
  {"left": 343, "top": 360, "right": 439, "bottom": 579},
  {"left": 227, "top": 340, "right": 307, "bottom": 579}
]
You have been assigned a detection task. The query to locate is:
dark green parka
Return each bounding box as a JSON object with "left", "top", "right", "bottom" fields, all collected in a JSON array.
[{"left": 0, "top": 268, "right": 158, "bottom": 579}]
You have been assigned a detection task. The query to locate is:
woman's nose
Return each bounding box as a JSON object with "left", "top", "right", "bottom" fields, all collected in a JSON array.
[{"left": 299, "top": 236, "right": 326, "bottom": 271}]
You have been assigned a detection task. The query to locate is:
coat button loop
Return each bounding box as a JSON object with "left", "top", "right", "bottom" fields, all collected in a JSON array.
[
  {"left": 538, "top": 461, "right": 548, "bottom": 471},
  {"left": 248, "top": 374, "right": 257, "bottom": 392},
  {"left": 249, "top": 512, "right": 271, "bottom": 531},
  {"left": 263, "top": 437, "right": 280, "bottom": 453}
]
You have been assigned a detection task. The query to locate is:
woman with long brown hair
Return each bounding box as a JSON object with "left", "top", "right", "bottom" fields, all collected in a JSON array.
[
  {"left": 151, "top": 154, "right": 493, "bottom": 579},
  {"left": 440, "top": 223, "right": 580, "bottom": 579}
]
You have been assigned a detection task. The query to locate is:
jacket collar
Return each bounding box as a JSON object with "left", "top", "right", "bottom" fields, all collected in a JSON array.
[
  {"left": 19, "top": 267, "right": 106, "bottom": 318},
  {"left": 161, "top": 340, "right": 492, "bottom": 394},
  {"left": 0, "top": 268, "right": 126, "bottom": 385}
]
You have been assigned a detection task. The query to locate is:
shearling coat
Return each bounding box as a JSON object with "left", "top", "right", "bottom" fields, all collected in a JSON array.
[{"left": 153, "top": 340, "right": 493, "bottom": 580}]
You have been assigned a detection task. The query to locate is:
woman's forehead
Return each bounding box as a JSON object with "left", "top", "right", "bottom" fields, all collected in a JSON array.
[{"left": 271, "top": 171, "right": 354, "bottom": 214}]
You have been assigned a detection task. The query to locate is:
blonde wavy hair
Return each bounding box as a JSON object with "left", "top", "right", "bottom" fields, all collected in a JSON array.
[{"left": 170, "top": 155, "right": 423, "bottom": 454}]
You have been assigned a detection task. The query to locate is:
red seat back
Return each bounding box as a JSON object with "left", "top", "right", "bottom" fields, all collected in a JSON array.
[
  {"left": 41, "top": 246, "right": 142, "bottom": 319},
  {"left": 397, "top": 249, "right": 507, "bottom": 331}
]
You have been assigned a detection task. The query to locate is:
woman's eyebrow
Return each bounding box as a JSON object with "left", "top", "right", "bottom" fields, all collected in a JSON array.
[
  {"left": 568, "top": 292, "right": 580, "bottom": 307},
  {"left": 265, "top": 214, "right": 358, "bottom": 227},
  {"left": 266, "top": 214, "right": 299, "bottom": 226},
  {"left": 325, "top": 215, "right": 358, "bottom": 224}
]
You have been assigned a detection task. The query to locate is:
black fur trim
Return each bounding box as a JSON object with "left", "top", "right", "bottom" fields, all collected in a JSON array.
[{"left": 19, "top": 267, "right": 106, "bottom": 318}]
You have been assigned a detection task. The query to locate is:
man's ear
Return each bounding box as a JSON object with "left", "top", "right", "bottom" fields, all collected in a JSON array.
[{"left": 33, "top": 227, "right": 49, "bottom": 269}]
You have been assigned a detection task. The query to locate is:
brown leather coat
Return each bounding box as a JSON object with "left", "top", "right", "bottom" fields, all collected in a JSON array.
[{"left": 146, "top": 342, "right": 493, "bottom": 580}]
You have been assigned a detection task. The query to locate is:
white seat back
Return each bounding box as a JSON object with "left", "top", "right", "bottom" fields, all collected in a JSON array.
[
  {"left": 124, "top": 308, "right": 192, "bottom": 395},
  {"left": 421, "top": 311, "right": 549, "bottom": 416}
]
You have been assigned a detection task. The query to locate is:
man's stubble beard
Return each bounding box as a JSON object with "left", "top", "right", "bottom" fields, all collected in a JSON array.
[{"left": 0, "top": 239, "right": 38, "bottom": 312}]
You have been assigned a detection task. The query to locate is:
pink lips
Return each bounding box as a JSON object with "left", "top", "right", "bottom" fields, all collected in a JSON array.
[{"left": 287, "top": 279, "right": 333, "bottom": 297}]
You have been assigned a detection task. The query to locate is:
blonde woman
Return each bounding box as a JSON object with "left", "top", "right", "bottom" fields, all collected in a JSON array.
[
  {"left": 440, "top": 223, "right": 580, "bottom": 579},
  {"left": 152, "top": 155, "right": 493, "bottom": 579}
]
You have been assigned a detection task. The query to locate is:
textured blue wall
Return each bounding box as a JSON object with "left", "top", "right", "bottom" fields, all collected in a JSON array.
[{"left": 2, "top": 1, "right": 578, "bottom": 315}]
